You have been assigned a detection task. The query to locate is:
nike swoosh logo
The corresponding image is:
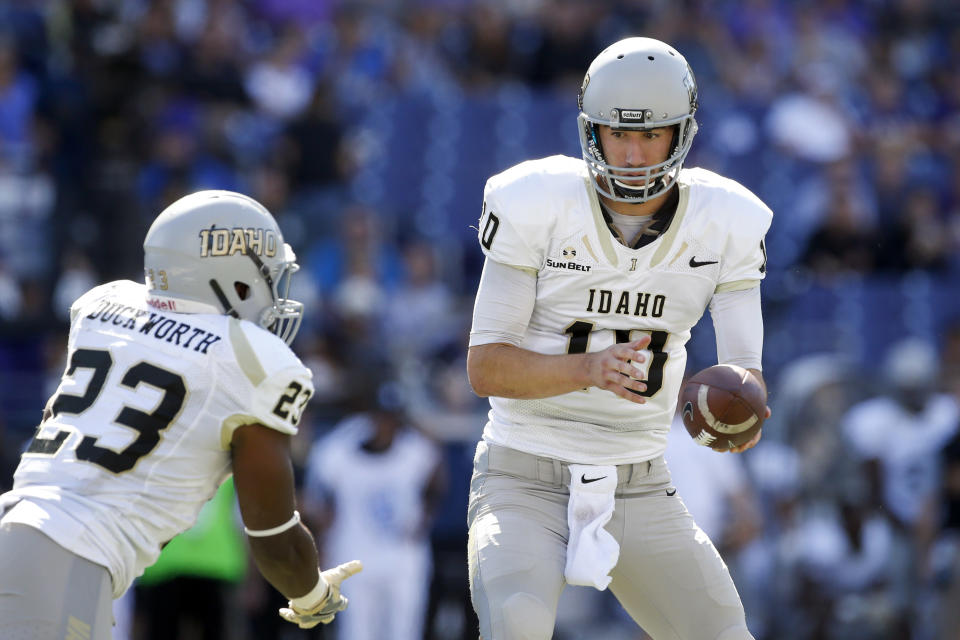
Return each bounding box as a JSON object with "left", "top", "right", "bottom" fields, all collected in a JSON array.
[
  {"left": 581, "top": 474, "right": 607, "bottom": 484},
  {"left": 689, "top": 257, "right": 718, "bottom": 268},
  {"left": 666, "top": 488, "right": 677, "bottom": 496}
]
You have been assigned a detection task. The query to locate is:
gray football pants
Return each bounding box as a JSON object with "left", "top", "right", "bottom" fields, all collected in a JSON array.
[
  {"left": 468, "top": 441, "right": 752, "bottom": 640},
  {"left": 0, "top": 521, "right": 114, "bottom": 640}
]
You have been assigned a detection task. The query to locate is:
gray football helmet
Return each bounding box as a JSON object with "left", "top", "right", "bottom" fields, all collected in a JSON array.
[
  {"left": 143, "top": 190, "right": 303, "bottom": 344},
  {"left": 578, "top": 37, "right": 699, "bottom": 203}
]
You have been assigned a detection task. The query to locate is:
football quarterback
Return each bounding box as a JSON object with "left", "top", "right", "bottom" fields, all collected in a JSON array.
[
  {"left": 466, "top": 38, "right": 771, "bottom": 639},
  {"left": 0, "top": 191, "right": 360, "bottom": 638}
]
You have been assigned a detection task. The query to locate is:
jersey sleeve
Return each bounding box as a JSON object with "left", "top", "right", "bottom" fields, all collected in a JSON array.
[
  {"left": 217, "top": 318, "right": 314, "bottom": 447},
  {"left": 469, "top": 257, "right": 537, "bottom": 347},
  {"left": 709, "top": 287, "right": 763, "bottom": 370},
  {"left": 716, "top": 194, "right": 772, "bottom": 294},
  {"left": 477, "top": 167, "right": 557, "bottom": 272}
]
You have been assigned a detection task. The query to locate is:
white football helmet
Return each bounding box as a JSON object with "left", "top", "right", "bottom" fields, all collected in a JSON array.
[
  {"left": 578, "top": 37, "right": 699, "bottom": 203},
  {"left": 143, "top": 190, "right": 303, "bottom": 344}
]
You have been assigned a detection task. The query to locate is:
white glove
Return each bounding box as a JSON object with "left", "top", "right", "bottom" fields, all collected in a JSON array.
[{"left": 279, "top": 560, "right": 363, "bottom": 629}]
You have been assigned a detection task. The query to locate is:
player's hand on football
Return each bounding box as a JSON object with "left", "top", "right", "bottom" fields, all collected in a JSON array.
[
  {"left": 587, "top": 335, "right": 652, "bottom": 403},
  {"left": 279, "top": 560, "right": 363, "bottom": 628},
  {"left": 726, "top": 406, "right": 771, "bottom": 453}
]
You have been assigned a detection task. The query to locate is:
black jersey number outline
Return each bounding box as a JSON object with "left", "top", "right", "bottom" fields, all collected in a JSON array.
[
  {"left": 272, "top": 381, "right": 312, "bottom": 426},
  {"left": 26, "top": 347, "right": 186, "bottom": 473},
  {"left": 480, "top": 204, "right": 500, "bottom": 250},
  {"left": 563, "top": 321, "right": 669, "bottom": 397}
]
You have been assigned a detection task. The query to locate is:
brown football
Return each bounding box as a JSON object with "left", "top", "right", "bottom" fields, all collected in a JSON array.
[{"left": 680, "top": 364, "right": 766, "bottom": 451}]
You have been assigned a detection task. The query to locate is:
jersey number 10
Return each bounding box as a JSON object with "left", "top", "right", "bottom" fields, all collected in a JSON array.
[{"left": 565, "top": 322, "right": 669, "bottom": 397}]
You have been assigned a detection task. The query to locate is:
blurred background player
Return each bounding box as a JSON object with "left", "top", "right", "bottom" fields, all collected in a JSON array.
[
  {"left": 842, "top": 336, "right": 959, "bottom": 533},
  {"left": 841, "top": 336, "right": 959, "bottom": 636},
  {"left": 0, "top": 191, "right": 360, "bottom": 639},
  {"left": 304, "top": 369, "right": 445, "bottom": 640}
]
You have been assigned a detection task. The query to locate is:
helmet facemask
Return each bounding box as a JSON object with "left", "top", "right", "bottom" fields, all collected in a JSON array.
[
  {"left": 579, "top": 116, "right": 698, "bottom": 203},
  {"left": 209, "top": 243, "right": 304, "bottom": 345},
  {"left": 250, "top": 245, "right": 303, "bottom": 345}
]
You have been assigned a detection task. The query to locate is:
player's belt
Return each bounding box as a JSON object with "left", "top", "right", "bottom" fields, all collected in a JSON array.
[{"left": 479, "top": 442, "right": 662, "bottom": 489}]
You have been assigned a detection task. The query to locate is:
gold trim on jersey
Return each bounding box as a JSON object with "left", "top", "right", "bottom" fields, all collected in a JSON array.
[
  {"left": 220, "top": 414, "right": 259, "bottom": 450},
  {"left": 229, "top": 318, "right": 267, "bottom": 386},
  {"left": 584, "top": 178, "right": 691, "bottom": 270},
  {"left": 668, "top": 241, "right": 689, "bottom": 267},
  {"left": 584, "top": 176, "right": 620, "bottom": 267},
  {"left": 715, "top": 279, "right": 761, "bottom": 294},
  {"left": 582, "top": 236, "right": 599, "bottom": 262},
  {"left": 649, "top": 183, "right": 690, "bottom": 269}
]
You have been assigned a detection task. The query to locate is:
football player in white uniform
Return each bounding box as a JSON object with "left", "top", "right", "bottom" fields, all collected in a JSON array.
[
  {"left": 466, "top": 38, "right": 772, "bottom": 639},
  {"left": 0, "top": 191, "right": 361, "bottom": 639}
]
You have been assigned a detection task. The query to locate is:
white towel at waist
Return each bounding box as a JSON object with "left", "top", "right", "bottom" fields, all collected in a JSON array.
[{"left": 564, "top": 464, "right": 619, "bottom": 590}]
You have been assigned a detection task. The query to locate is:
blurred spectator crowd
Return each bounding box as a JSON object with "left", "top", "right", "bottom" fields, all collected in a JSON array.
[{"left": 1, "top": 0, "right": 960, "bottom": 639}]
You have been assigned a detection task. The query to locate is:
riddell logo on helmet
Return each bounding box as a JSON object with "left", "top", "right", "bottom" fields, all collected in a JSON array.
[
  {"left": 198, "top": 226, "right": 278, "bottom": 258},
  {"left": 147, "top": 297, "right": 178, "bottom": 311}
]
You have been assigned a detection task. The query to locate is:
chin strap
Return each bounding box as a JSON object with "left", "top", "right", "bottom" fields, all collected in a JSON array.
[
  {"left": 245, "top": 248, "right": 276, "bottom": 292},
  {"left": 208, "top": 248, "right": 277, "bottom": 321},
  {"left": 209, "top": 279, "right": 240, "bottom": 318},
  {"left": 611, "top": 177, "right": 665, "bottom": 201}
]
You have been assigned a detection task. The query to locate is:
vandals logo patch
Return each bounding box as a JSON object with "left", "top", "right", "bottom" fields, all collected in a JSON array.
[{"left": 546, "top": 246, "right": 591, "bottom": 273}]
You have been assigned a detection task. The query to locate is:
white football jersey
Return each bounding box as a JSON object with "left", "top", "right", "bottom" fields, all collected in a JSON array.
[
  {"left": 0, "top": 280, "right": 313, "bottom": 596},
  {"left": 843, "top": 393, "right": 959, "bottom": 525},
  {"left": 305, "top": 416, "right": 440, "bottom": 570},
  {"left": 475, "top": 156, "right": 771, "bottom": 464}
]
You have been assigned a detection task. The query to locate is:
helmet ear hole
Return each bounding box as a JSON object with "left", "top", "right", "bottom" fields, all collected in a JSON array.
[{"left": 234, "top": 282, "right": 251, "bottom": 300}]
